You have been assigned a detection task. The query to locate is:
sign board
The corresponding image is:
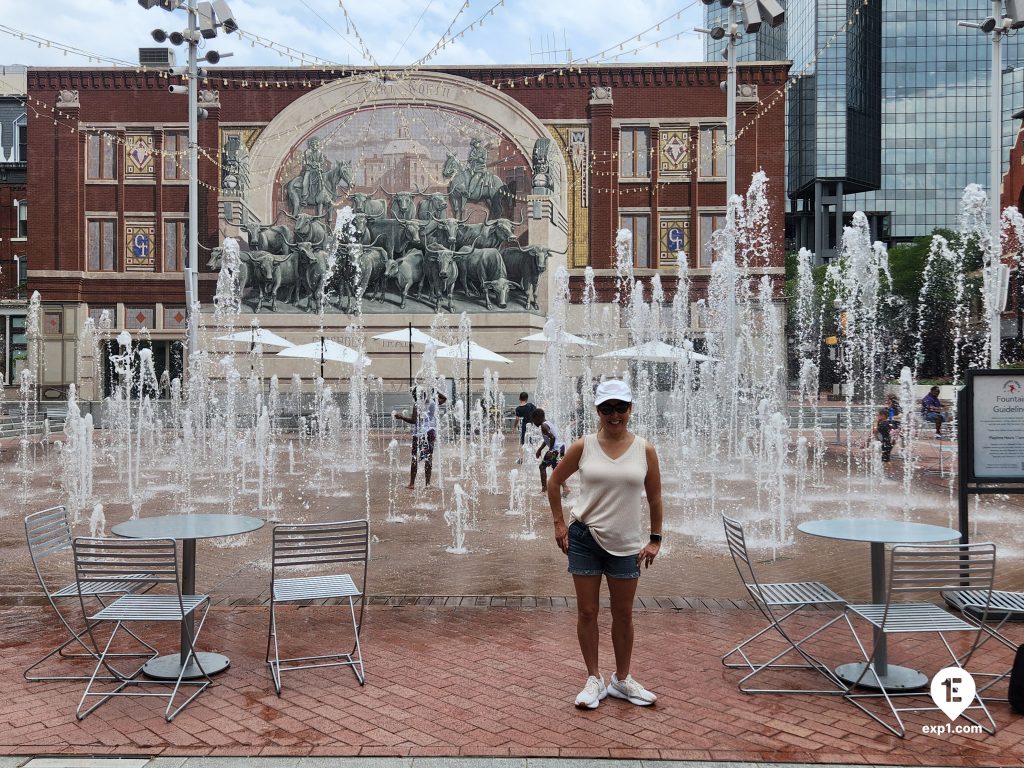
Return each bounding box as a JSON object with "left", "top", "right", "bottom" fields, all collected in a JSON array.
[{"left": 966, "top": 369, "right": 1024, "bottom": 483}]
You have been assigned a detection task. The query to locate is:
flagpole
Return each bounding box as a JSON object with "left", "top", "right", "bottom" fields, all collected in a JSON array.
[
  {"left": 320, "top": 334, "right": 324, "bottom": 380},
  {"left": 408, "top": 321, "right": 413, "bottom": 389},
  {"left": 465, "top": 342, "right": 471, "bottom": 433}
]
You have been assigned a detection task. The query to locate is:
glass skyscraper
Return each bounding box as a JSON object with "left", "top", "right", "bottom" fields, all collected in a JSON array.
[{"left": 705, "top": 0, "right": 1024, "bottom": 252}]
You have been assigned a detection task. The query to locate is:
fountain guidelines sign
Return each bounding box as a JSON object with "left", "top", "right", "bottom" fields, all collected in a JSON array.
[{"left": 968, "top": 370, "right": 1024, "bottom": 482}]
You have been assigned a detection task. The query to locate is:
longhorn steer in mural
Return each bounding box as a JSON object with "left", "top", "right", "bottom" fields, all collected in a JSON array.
[
  {"left": 283, "top": 211, "right": 329, "bottom": 248},
  {"left": 416, "top": 192, "right": 448, "bottom": 221},
  {"left": 241, "top": 221, "right": 294, "bottom": 256},
  {"left": 294, "top": 242, "right": 334, "bottom": 314},
  {"left": 248, "top": 250, "right": 299, "bottom": 313},
  {"left": 457, "top": 246, "right": 517, "bottom": 311},
  {"left": 284, "top": 159, "right": 352, "bottom": 217},
  {"left": 384, "top": 249, "right": 424, "bottom": 309},
  {"left": 368, "top": 217, "right": 422, "bottom": 260},
  {"left": 456, "top": 217, "right": 519, "bottom": 250},
  {"left": 424, "top": 243, "right": 470, "bottom": 313},
  {"left": 501, "top": 244, "right": 565, "bottom": 310},
  {"left": 442, "top": 153, "right": 513, "bottom": 220},
  {"left": 384, "top": 189, "right": 418, "bottom": 221},
  {"left": 335, "top": 244, "right": 389, "bottom": 313},
  {"left": 424, "top": 212, "right": 470, "bottom": 249},
  {"left": 349, "top": 192, "right": 388, "bottom": 219}
]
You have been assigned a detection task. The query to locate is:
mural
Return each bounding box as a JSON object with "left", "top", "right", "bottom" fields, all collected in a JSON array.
[{"left": 220, "top": 105, "right": 563, "bottom": 315}]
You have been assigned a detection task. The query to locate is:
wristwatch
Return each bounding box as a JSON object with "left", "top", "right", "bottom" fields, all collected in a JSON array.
[{"left": 649, "top": 533, "right": 662, "bottom": 543}]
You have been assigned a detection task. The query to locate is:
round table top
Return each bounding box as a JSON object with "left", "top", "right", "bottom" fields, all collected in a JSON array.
[
  {"left": 798, "top": 518, "right": 960, "bottom": 544},
  {"left": 112, "top": 513, "right": 264, "bottom": 541}
]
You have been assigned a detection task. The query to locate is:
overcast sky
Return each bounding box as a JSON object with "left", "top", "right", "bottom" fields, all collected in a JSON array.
[{"left": 0, "top": 0, "right": 706, "bottom": 71}]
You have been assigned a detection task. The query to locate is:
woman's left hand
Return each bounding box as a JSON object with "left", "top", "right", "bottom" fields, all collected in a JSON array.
[{"left": 637, "top": 541, "right": 660, "bottom": 569}]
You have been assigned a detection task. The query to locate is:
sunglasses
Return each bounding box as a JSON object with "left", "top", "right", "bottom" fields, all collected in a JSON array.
[{"left": 597, "top": 401, "right": 631, "bottom": 415}]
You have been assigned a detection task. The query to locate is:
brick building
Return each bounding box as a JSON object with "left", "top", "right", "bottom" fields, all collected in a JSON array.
[
  {"left": 24, "top": 62, "right": 788, "bottom": 398},
  {"left": 0, "top": 65, "right": 28, "bottom": 390}
]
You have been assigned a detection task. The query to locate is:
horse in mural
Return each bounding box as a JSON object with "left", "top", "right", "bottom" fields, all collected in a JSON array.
[
  {"left": 284, "top": 160, "right": 353, "bottom": 218},
  {"left": 442, "top": 153, "right": 514, "bottom": 220}
]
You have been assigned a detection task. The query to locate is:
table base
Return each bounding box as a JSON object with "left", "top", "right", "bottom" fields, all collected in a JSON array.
[
  {"left": 142, "top": 652, "right": 230, "bottom": 680},
  {"left": 836, "top": 662, "right": 928, "bottom": 691}
]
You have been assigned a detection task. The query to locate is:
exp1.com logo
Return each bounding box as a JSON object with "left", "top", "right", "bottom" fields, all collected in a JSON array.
[{"left": 921, "top": 667, "right": 986, "bottom": 736}]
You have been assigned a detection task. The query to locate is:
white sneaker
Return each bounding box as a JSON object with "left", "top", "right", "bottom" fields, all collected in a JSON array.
[
  {"left": 575, "top": 674, "right": 607, "bottom": 709},
  {"left": 934, "top": 433, "right": 943, "bottom": 439},
  {"left": 608, "top": 673, "right": 656, "bottom": 706}
]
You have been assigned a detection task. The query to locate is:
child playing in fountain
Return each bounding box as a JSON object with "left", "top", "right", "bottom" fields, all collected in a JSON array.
[
  {"left": 873, "top": 408, "right": 894, "bottom": 462},
  {"left": 393, "top": 386, "right": 447, "bottom": 489},
  {"left": 513, "top": 391, "right": 536, "bottom": 463},
  {"left": 532, "top": 408, "right": 569, "bottom": 497}
]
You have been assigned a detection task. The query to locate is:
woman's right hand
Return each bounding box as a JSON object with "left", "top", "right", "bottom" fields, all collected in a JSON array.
[{"left": 554, "top": 519, "right": 569, "bottom": 554}]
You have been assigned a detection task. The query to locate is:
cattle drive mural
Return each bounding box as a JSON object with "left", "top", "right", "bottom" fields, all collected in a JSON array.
[{"left": 219, "top": 105, "right": 560, "bottom": 315}]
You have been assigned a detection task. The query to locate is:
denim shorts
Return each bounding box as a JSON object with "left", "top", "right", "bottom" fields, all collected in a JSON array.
[{"left": 567, "top": 521, "right": 640, "bottom": 579}]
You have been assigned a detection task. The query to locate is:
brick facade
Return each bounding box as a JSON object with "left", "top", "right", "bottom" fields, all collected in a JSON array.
[{"left": 26, "top": 63, "right": 788, "bottom": 313}]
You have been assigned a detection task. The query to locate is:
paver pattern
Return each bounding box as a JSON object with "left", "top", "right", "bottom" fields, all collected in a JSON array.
[{"left": 1, "top": 604, "right": 1022, "bottom": 764}]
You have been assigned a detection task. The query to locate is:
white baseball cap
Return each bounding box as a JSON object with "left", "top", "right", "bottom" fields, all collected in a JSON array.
[{"left": 594, "top": 379, "right": 633, "bottom": 406}]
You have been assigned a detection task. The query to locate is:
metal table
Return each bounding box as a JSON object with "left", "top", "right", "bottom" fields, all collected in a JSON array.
[
  {"left": 111, "top": 513, "right": 264, "bottom": 680},
  {"left": 798, "top": 517, "right": 960, "bottom": 691}
]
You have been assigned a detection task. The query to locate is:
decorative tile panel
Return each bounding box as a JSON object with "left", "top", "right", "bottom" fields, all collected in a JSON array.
[
  {"left": 125, "top": 134, "right": 155, "bottom": 177},
  {"left": 125, "top": 223, "right": 156, "bottom": 271},
  {"left": 126, "top": 306, "right": 155, "bottom": 330},
  {"left": 659, "top": 126, "right": 691, "bottom": 177},
  {"left": 659, "top": 215, "right": 690, "bottom": 268},
  {"left": 163, "top": 306, "right": 188, "bottom": 330}
]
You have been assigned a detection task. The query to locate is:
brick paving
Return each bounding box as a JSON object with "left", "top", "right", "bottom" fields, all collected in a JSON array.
[{"left": 2, "top": 604, "right": 1023, "bottom": 764}]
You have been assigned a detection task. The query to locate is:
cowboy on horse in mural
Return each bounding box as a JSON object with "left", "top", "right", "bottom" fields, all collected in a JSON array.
[
  {"left": 443, "top": 137, "right": 514, "bottom": 220},
  {"left": 300, "top": 137, "right": 328, "bottom": 205}
]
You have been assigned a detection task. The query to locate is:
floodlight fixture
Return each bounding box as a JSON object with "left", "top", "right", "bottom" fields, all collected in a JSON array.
[
  {"left": 700, "top": 0, "right": 718, "bottom": 5},
  {"left": 168, "top": 84, "right": 187, "bottom": 94},
  {"left": 757, "top": 0, "right": 785, "bottom": 27},
  {"left": 151, "top": 28, "right": 168, "bottom": 43},
  {"left": 739, "top": 0, "right": 762, "bottom": 33},
  {"left": 981, "top": 16, "right": 998, "bottom": 33},
  {"left": 203, "top": 50, "right": 232, "bottom": 64},
  {"left": 197, "top": 2, "right": 217, "bottom": 39},
  {"left": 212, "top": 0, "right": 238, "bottom": 33},
  {"left": 168, "top": 30, "right": 186, "bottom": 46},
  {"left": 138, "top": 0, "right": 162, "bottom": 8},
  {"left": 1007, "top": 0, "right": 1024, "bottom": 28},
  {"left": 1013, "top": 105, "right": 1024, "bottom": 120},
  {"left": 719, "top": 0, "right": 734, "bottom": 7},
  {"left": 695, "top": 26, "right": 727, "bottom": 40}
]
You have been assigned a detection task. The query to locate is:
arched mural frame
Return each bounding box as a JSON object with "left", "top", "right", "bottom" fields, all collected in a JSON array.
[{"left": 246, "top": 71, "right": 567, "bottom": 227}]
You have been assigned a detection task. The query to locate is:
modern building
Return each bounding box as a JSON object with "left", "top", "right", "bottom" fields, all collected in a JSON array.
[
  {"left": 24, "top": 61, "right": 788, "bottom": 399},
  {"left": 0, "top": 64, "right": 28, "bottom": 390},
  {"left": 706, "top": 0, "right": 1024, "bottom": 257}
]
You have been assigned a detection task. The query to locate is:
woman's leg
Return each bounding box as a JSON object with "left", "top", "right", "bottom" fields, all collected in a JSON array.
[
  {"left": 607, "top": 575, "right": 639, "bottom": 680},
  {"left": 572, "top": 574, "right": 602, "bottom": 676}
]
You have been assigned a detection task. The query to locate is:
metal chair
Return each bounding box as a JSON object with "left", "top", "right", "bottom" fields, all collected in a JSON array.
[
  {"left": 722, "top": 515, "right": 852, "bottom": 694},
  {"left": 942, "top": 587, "right": 1024, "bottom": 698},
  {"left": 267, "top": 519, "right": 368, "bottom": 694},
  {"left": 72, "top": 536, "right": 212, "bottom": 722},
  {"left": 23, "top": 506, "right": 156, "bottom": 682},
  {"left": 845, "top": 543, "right": 997, "bottom": 737}
]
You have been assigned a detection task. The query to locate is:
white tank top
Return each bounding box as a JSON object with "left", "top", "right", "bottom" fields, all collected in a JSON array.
[{"left": 570, "top": 433, "right": 648, "bottom": 556}]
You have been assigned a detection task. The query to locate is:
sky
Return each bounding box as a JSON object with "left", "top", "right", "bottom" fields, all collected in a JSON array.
[{"left": 0, "top": 0, "right": 707, "bottom": 72}]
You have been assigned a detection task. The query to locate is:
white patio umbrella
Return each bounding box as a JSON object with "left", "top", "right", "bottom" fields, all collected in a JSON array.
[
  {"left": 516, "top": 330, "right": 596, "bottom": 347},
  {"left": 435, "top": 340, "right": 512, "bottom": 427},
  {"left": 276, "top": 337, "right": 372, "bottom": 379},
  {"left": 215, "top": 326, "right": 295, "bottom": 349},
  {"left": 597, "top": 340, "right": 715, "bottom": 363},
  {"left": 372, "top": 323, "right": 448, "bottom": 387}
]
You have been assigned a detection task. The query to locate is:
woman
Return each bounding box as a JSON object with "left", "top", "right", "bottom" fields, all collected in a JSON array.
[{"left": 547, "top": 379, "right": 663, "bottom": 709}]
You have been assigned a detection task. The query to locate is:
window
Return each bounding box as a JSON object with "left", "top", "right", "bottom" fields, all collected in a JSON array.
[
  {"left": 620, "top": 213, "right": 651, "bottom": 268},
  {"left": 619, "top": 127, "right": 650, "bottom": 178},
  {"left": 87, "top": 134, "right": 115, "bottom": 180},
  {"left": 699, "top": 213, "right": 726, "bottom": 267},
  {"left": 5, "top": 314, "right": 28, "bottom": 385},
  {"left": 87, "top": 219, "right": 116, "bottom": 271},
  {"left": 163, "top": 131, "right": 187, "bottom": 179},
  {"left": 699, "top": 125, "right": 726, "bottom": 178},
  {"left": 14, "top": 114, "right": 27, "bottom": 162},
  {"left": 163, "top": 219, "right": 187, "bottom": 272},
  {"left": 15, "top": 200, "right": 26, "bottom": 239}
]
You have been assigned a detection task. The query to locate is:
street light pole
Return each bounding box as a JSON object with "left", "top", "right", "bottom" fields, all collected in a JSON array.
[
  {"left": 186, "top": 0, "right": 200, "bottom": 364},
  {"left": 990, "top": 0, "right": 1004, "bottom": 368},
  {"left": 726, "top": 2, "right": 738, "bottom": 201}
]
